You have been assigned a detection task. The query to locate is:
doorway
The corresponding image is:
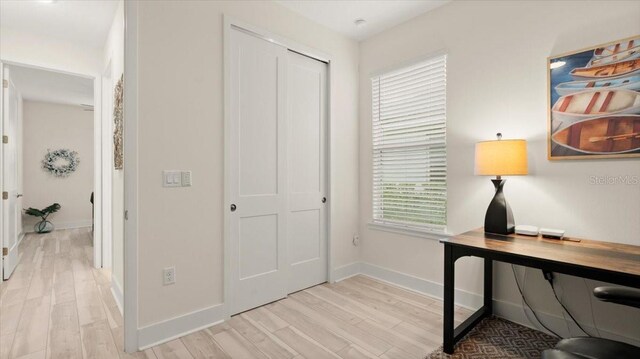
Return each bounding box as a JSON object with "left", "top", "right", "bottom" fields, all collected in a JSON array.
[
  {"left": 2, "top": 63, "right": 102, "bottom": 276},
  {"left": 0, "top": 61, "right": 123, "bottom": 357},
  {"left": 227, "top": 25, "right": 329, "bottom": 315}
]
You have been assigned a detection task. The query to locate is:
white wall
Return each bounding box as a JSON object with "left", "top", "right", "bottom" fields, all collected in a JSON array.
[
  {"left": 135, "top": 0, "right": 359, "bottom": 332},
  {"left": 103, "top": 0, "right": 125, "bottom": 302},
  {"left": 359, "top": 0, "right": 640, "bottom": 344},
  {"left": 22, "top": 101, "right": 94, "bottom": 230},
  {"left": 0, "top": 26, "right": 102, "bottom": 76}
]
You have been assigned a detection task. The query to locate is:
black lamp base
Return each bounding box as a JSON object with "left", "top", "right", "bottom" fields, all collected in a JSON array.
[{"left": 484, "top": 179, "right": 515, "bottom": 235}]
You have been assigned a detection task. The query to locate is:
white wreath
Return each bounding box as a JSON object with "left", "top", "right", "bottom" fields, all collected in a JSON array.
[{"left": 43, "top": 149, "right": 80, "bottom": 177}]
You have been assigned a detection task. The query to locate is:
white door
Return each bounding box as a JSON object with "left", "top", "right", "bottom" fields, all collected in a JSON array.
[
  {"left": 286, "top": 51, "right": 328, "bottom": 293},
  {"left": 229, "top": 28, "right": 289, "bottom": 314},
  {"left": 2, "top": 67, "right": 20, "bottom": 280}
]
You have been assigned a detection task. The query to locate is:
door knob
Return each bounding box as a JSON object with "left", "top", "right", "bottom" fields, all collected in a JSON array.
[
  {"left": 17, "top": 194, "right": 23, "bottom": 198},
  {"left": 321, "top": 197, "right": 326, "bottom": 203},
  {"left": 230, "top": 204, "right": 237, "bottom": 212}
]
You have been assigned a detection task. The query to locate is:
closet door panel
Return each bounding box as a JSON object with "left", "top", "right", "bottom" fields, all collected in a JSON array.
[
  {"left": 229, "top": 28, "right": 288, "bottom": 314},
  {"left": 238, "top": 46, "right": 278, "bottom": 196},
  {"left": 286, "top": 51, "right": 328, "bottom": 293}
]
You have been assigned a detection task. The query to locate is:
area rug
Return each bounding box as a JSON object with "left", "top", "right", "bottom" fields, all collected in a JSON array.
[{"left": 426, "top": 316, "right": 557, "bottom": 358}]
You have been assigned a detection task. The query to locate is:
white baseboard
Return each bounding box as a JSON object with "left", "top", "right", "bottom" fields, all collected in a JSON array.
[
  {"left": 17, "top": 232, "right": 25, "bottom": 247},
  {"left": 357, "top": 261, "right": 640, "bottom": 347},
  {"left": 133, "top": 260, "right": 640, "bottom": 351},
  {"left": 137, "top": 262, "right": 363, "bottom": 350},
  {"left": 23, "top": 220, "right": 92, "bottom": 233},
  {"left": 111, "top": 277, "right": 124, "bottom": 316},
  {"left": 332, "top": 262, "right": 362, "bottom": 282},
  {"left": 138, "top": 304, "right": 226, "bottom": 350},
  {"left": 359, "top": 262, "right": 483, "bottom": 310}
]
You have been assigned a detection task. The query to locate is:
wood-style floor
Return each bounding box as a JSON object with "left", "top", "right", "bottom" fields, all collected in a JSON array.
[{"left": 1, "top": 229, "right": 470, "bottom": 359}]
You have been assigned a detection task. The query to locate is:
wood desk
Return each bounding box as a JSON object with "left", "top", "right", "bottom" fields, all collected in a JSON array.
[{"left": 439, "top": 228, "right": 640, "bottom": 354}]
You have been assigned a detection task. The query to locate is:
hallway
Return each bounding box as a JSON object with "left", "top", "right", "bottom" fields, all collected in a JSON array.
[{"left": 0, "top": 229, "right": 151, "bottom": 359}]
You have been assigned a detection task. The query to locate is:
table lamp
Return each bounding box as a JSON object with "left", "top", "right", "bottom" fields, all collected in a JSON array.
[{"left": 475, "top": 133, "right": 528, "bottom": 235}]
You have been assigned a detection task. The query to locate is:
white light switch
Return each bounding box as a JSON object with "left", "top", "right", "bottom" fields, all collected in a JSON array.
[
  {"left": 163, "top": 170, "right": 193, "bottom": 187},
  {"left": 163, "top": 170, "right": 181, "bottom": 187}
]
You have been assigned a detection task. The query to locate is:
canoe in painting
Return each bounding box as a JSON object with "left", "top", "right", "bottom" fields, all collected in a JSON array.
[
  {"left": 570, "top": 59, "right": 640, "bottom": 80},
  {"left": 551, "top": 89, "right": 640, "bottom": 125},
  {"left": 552, "top": 115, "right": 640, "bottom": 154},
  {"left": 588, "top": 47, "right": 640, "bottom": 67},
  {"left": 594, "top": 39, "right": 637, "bottom": 58},
  {"left": 555, "top": 75, "right": 640, "bottom": 96}
]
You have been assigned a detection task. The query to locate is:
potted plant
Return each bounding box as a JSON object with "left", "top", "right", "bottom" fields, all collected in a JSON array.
[{"left": 25, "top": 203, "right": 61, "bottom": 233}]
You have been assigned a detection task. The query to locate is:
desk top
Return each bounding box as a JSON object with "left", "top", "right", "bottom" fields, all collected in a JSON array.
[{"left": 441, "top": 228, "right": 640, "bottom": 277}]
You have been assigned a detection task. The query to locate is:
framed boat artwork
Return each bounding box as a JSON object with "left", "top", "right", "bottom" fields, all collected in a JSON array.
[{"left": 548, "top": 35, "right": 640, "bottom": 160}]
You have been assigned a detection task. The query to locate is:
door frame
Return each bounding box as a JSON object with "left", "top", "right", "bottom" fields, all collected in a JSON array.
[
  {"left": 101, "top": 59, "right": 114, "bottom": 270},
  {"left": 123, "top": 0, "right": 139, "bottom": 352},
  {"left": 222, "top": 16, "right": 333, "bottom": 319},
  {"left": 0, "top": 59, "right": 106, "bottom": 270}
]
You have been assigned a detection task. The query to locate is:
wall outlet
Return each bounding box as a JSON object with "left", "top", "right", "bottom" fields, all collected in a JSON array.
[
  {"left": 352, "top": 233, "right": 360, "bottom": 246},
  {"left": 163, "top": 267, "right": 176, "bottom": 285}
]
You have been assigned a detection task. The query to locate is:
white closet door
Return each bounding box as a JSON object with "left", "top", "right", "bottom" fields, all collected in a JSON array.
[
  {"left": 286, "top": 51, "right": 327, "bottom": 293},
  {"left": 2, "top": 67, "right": 20, "bottom": 280},
  {"left": 229, "top": 28, "right": 289, "bottom": 314}
]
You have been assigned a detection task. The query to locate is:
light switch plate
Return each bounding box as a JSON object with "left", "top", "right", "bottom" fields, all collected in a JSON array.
[{"left": 163, "top": 170, "right": 182, "bottom": 187}]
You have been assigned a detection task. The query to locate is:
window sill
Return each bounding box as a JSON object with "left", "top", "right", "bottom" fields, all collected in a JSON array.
[{"left": 367, "top": 221, "right": 451, "bottom": 241}]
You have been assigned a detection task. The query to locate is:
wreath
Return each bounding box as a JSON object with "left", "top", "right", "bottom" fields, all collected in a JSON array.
[{"left": 42, "top": 149, "right": 80, "bottom": 177}]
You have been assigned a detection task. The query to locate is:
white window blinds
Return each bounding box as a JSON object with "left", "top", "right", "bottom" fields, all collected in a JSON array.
[{"left": 371, "top": 54, "right": 447, "bottom": 231}]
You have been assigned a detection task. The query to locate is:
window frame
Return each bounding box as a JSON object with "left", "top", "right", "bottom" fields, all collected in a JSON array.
[{"left": 369, "top": 53, "right": 448, "bottom": 237}]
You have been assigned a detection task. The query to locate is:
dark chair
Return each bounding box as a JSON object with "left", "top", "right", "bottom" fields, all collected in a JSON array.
[{"left": 542, "top": 286, "right": 640, "bottom": 359}]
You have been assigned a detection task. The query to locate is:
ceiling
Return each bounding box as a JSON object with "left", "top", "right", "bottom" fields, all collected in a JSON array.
[
  {"left": 276, "top": 0, "right": 450, "bottom": 41},
  {"left": 0, "top": 0, "right": 119, "bottom": 50},
  {"left": 7, "top": 64, "right": 94, "bottom": 107}
]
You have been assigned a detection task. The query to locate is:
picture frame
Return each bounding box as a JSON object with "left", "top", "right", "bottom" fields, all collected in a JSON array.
[
  {"left": 113, "top": 74, "right": 124, "bottom": 170},
  {"left": 547, "top": 35, "right": 640, "bottom": 160}
]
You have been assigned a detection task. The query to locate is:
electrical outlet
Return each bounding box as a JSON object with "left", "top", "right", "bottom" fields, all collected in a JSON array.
[
  {"left": 352, "top": 233, "right": 360, "bottom": 246},
  {"left": 163, "top": 267, "right": 176, "bottom": 285}
]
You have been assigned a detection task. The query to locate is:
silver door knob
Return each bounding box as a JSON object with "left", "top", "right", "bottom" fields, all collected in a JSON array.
[
  {"left": 321, "top": 197, "right": 326, "bottom": 203},
  {"left": 230, "top": 204, "right": 237, "bottom": 212}
]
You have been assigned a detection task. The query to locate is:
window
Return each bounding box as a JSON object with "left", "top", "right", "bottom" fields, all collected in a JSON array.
[{"left": 371, "top": 54, "right": 447, "bottom": 232}]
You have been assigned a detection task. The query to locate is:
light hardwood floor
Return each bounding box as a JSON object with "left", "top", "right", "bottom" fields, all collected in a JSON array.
[{"left": 1, "top": 229, "right": 470, "bottom": 359}]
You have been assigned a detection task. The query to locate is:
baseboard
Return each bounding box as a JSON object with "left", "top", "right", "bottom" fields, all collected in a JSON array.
[
  {"left": 358, "top": 261, "right": 640, "bottom": 347},
  {"left": 137, "top": 262, "right": 363, "bottom": 350},
  {"left": 16, "top": 232, "right": 25, "bottom": 247},
  {"left": 332, "top": 262, "right": 362, "bottom": 282},
  {"left": 111, "top": 277, "right": 124, "bottom": 315},
  {"left": 137, "top": 304, "right": 226, "bottom": 350},
  {"left": 359, "top": 262, "right": 483, "bottom": 310},
  {"left": 133, "top": 261, "right": 640, "bottom": 351},
  {"left": 23, "top": 220, "right": 92, "bottom": 233}
]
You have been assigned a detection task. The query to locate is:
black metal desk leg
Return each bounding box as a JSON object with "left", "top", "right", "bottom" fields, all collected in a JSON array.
[
  {"left": 484, "top": 258, "right": 493, "bottom": 314},
  {"left": 443, "top": 245, "right": 455, "bottom": 354}
]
